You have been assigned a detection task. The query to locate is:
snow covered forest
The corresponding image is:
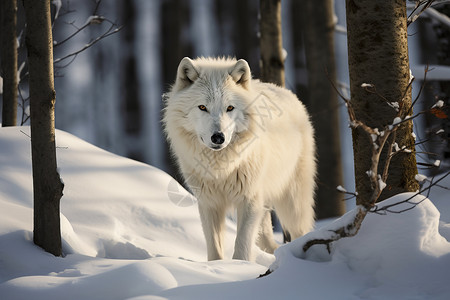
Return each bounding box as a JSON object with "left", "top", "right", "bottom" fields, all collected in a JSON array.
[
  {"left": 1, "top": 0, "right": 450, "bottom": 299},
  {"left": 3, "top": 0, "right": 450, "bottom": 204}
]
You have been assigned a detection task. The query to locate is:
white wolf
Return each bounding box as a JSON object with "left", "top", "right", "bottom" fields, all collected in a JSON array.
[{"left": 163, "top": 57, "right": 316, "bottom": 261}]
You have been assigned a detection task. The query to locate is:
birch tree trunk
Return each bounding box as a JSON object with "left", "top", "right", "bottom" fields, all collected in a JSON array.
[
  {"left": 302, "top": 0, "right": 345, "bottom": 218},
  {"left": 346, "top": 0, "right": 418, "bottom": 204},
  {"left": 1, "top": 0, "right": 18, "bottom": 126},
  {"left": 259, "top": 0, "right": 284, "bottom": 86},
  {"left": 24, "top": 0, "right": 64, "bottom": 256}
]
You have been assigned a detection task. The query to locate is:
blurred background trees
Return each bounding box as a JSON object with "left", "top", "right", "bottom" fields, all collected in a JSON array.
[{"left": 0, "top": 0, "right": 448, "bottom": 220}]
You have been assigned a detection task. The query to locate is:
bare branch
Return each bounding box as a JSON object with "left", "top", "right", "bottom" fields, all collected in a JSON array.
[
  {"left": 92, "top": 0, "right": 102, "bottom": 15},
  {"left": 407, "top": 0, "right": 436, "bottom": 26},
  {"left": 52, "top": 0, "right": 122, "bottom": 65},
  {"left": 54, "top": 22, "right": 123, "bottom": 64},
  {"left": 423, "top": 6, "right": 450, "bottom": 30},
  {"left": 18, "top": 87, "right": 30, "bottom": 125},
  {"left": 53, "top": 16, "right": 105, "bottom": 48},
  {"left": 371, "top": 171, "right": 450, "bottom": 214},
  {"left": 302, "top": 206, "right": 368, "bottom": 253}
]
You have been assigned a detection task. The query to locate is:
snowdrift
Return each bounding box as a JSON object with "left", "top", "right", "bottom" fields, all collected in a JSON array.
[{"left": 0, "top": 126, "right": 449, "bottom": 300}]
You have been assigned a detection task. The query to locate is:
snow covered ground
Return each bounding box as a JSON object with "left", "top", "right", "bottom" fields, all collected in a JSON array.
[{"left": 0, "top": 126, "right": 449, "bottom": 300}]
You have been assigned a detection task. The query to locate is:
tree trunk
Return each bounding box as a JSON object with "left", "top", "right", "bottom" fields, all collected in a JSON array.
[
  {"left": 1, "top": 0, "right": 18, "bottom": 126},
  {"left": 346, "top": 0, "right": 418, "bottom": 204},
  {"left": 290, "top": 0, "right": 309, "bottom": 103},
  {"left": 120, "top": 0, "right": 143, "bottom": 162},
  {"left": 259, "top": 0, "right": 284, "bottom": 86},
  {"left": 161, "top": 0, "right": 192, "bottom": 181},
  {"left": 302, "top": 0, "right": 345, "bottom": 218},
  {"left": 24, "top": 0, "right": 64, "bottom": 256},
  {"left": 214, "top": 0, "right": 260, "bottom": 77}
]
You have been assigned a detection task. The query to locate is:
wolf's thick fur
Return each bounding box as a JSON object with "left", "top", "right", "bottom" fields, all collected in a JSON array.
[{"left": 163, "top": 57, "right": 316, "bottom": 261}]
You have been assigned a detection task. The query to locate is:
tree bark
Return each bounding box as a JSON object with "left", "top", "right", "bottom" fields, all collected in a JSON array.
[
  {"left": 1, "top": 0, "right": 18, "bottom": 126},
  {"left": 346, "top": 0, "right": 418, "bottom": 204},
  {"left": 302, "top": 0, "right": 345, "bottom": 218},
  {"left": 259, "top": 0, "right": 284, "bottom": 86},
  {"left": 24, "top": 0, "right": 64, "bottom": 256}
]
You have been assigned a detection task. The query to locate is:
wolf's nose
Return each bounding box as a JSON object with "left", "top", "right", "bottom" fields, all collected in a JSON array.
[{"left": 211, "top": 132, "right": 225, "bottom": 145}]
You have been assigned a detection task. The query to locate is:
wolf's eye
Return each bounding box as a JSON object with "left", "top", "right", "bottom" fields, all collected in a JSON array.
[
  {"left": 226, "top": 105, "right": 235, "bottom": 112},
  {"left": 198, "top": 105, "right": 207, "bottom": 112}
]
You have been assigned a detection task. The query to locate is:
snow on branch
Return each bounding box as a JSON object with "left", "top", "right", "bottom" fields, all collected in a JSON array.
[
  {"left": 336, "top": 185, "right": 358, "bottom": 201},
  {"left": 407, "top": 0, "right": 436, "bottom": 26},
  {"left": 371, "top": 172, "right": 450, "bottom": 214},
  {"left": 407, "top": 0, "right": 450, "bottom": 28},
  {"left": 302, "top": 205, "right": 367, "bottom": 253}
]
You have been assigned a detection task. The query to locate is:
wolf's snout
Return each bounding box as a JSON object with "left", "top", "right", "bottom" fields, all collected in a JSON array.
[{"left": 211, "top": 132, "right": 225, "bottom": 145}]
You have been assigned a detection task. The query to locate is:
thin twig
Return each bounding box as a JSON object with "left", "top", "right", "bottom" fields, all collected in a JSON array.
[
  {"left": 372, "top": 171, "right": 450, "bottom": 213},
  {"left": 54, "top": 23, "right": 123, "bottom": 64},
  {"left": 407, "top": 0, "right": 436, "bottom": 26}
]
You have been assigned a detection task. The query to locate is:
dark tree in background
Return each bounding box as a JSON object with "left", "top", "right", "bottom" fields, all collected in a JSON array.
[
  {"left": 346, "top": 0, "right": 419, "bottom": 204},
  {"left": 259, "top": 0, "right": 284, "bottom": 87},
  {"left": 215, "top": 0, "right": 260, "bottom": 77},
  {"left": 24, "top": 0, "right": 64, "bottom": 256},
  {"left": 1, "top": 0, "right": 18, "bottom": 127},
  {"left": 120, "top": 0, "right": 143, "bottom": 161},
  {"left": 161, "top": 0, "right": 193, "bottom": 182},
  {"left": 290, "top": 1, "right": 309, "bottom": 103},
  {"left": 302, "top": 0, "right": 345, "bottom": 218}
]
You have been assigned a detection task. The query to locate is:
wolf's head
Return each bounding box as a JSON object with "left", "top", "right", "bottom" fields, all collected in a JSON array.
[{"left": 169, "top": 57, "right": 252, "bottom": 151}]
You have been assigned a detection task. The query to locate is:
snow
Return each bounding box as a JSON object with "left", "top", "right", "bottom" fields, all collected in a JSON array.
[
  {"left": 432, "top": 100, "right": 445, "bottom": 109},
  {"left": 83, "top": 16, "right": 105, "bottom": 27},
  {"left": 388, "top": 101, "right": 399, "bottom": 111},
  {"left": 392, "top": 116, "right": 402, "bottom": 126},
  {"left": 336, "top": 185, "right": 347, "bottom": 193},
  {"left": 360, "top": 83, "right": 373, "bottom": 88},
  {"left": 51, "top": 0, "right": 62, "bottom": 21},
  {"left": 1, "top": 126, "right": 450, "bottom": 300},
  {"left": 378, "top": 175, "right": 387, "bottom": 191},
  {"left": 415, "top": 174, "right": 428, "bottom": 183}
]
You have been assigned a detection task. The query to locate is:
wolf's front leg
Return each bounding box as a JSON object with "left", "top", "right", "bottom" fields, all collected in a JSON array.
[
  {"left": 198, "top": 201, "right": 226, "bottom": 261},
  {"left": 233, "top": 199, "right": 264, "bottom": 261}
]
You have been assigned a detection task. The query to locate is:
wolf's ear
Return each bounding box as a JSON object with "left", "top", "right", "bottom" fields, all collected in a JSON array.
[
  {"left": 229, "top": 59, "right": 251, "bottom": 89},
  {"left": 174, "top": 57, "right": 199, "bottom": 91}
]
